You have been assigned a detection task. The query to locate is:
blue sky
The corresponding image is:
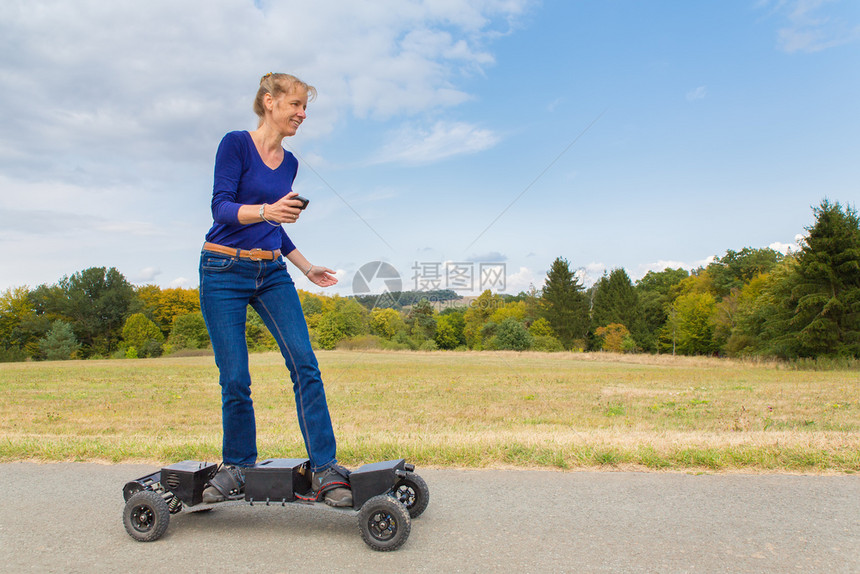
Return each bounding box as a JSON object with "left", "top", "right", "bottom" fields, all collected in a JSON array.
[{"left": 1, "top": 0, "right": 858, "bottom": 297}]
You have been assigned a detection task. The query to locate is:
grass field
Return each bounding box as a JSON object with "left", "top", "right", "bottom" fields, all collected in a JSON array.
[{"left": 1, "top": 350, "right": 858, "bottom": 473}]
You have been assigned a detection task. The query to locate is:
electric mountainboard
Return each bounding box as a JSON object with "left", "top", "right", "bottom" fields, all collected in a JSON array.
[{"left": 122, "top": 458, "right": 429, "bottom": 551}]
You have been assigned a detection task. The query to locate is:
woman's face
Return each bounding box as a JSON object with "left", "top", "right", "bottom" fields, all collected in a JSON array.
[{"left": 270, "top": 88, "right": 308, "bottom": 137}]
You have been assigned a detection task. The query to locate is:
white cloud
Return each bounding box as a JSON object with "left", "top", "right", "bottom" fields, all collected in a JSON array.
[
  {"left": 374, "top": 121, "right": 500, "bottom": 165},
  {"left": 466, "top": 252, "right": 508, "bottom": 263},
  {"left": 0, "top": 0, "right": 529, "bottom": 180},
  {"left": 759, "top": 0, "right": 860, "bottom": 53},
  {"left": 768, "top": 241, "right": 799, "bottom": 254},
  {"left": 132, "top": 267, "right": 162, "bottom": 283},
  {"left": 0, "top": 0, "right": 531, "bottom": 291},
  {"left": 634, "top": 260, "right": 691, "bottom": 280},
  {"left": 504, "top": 266, "right": 537, "bottom": 294},
  {"left": 686, "top": 86, "right": 707, "bottom": 101},
  {"left": 773, "top": 232, "right": 808, "bottom": 252},
  {"left": 547, "top": 97, "right": 564, "bottom": 112},
  {"left": 169, "top": 277, "right": 191, "bottom": 288}
]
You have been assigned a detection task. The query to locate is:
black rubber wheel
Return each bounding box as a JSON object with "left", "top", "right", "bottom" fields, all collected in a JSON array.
[
  {"left": 123, "top": 491, "right": 170, "bottom": 542},
  {"left": 393, "top": 473, "right": 430, "bottom": 518},
  {"left": 358, "top": 495, "right": 411, "bottom": 551}
]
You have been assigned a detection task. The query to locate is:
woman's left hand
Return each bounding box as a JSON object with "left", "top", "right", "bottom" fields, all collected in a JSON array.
[{"left": 306, "top": 266, "right": 338, "bottom": 288}]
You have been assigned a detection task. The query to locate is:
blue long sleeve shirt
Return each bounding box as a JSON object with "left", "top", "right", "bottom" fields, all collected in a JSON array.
[{"left": 204, "top": 130, "right": 298, "bottom": 254}]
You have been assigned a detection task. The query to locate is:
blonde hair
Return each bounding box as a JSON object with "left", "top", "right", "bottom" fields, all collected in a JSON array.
[{"left": 253, "top": 73, "right": 317, "bottom": 119}]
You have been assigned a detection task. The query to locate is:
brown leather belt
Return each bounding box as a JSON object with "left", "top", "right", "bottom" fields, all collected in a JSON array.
[{"left": 203, "top": 242, "right": 281, "bottom": 261}]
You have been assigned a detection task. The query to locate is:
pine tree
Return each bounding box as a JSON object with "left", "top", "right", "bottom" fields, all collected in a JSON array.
[
  {"left": 783, "top": 200, "right": 860, "bottom": 357},
  {"left": 540, "top": 257, "right": 589, "bottom": 349},
  {"left": 590, "top": 268, "right": 643, "bottom": 345},
  {"left": 38, "top": 320, "right": 80, "bottom": 360}
]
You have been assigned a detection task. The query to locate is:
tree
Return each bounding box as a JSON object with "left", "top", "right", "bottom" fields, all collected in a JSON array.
[
  {"left": 166, "top": 312, "right": 210, "bottom": 351},
  {"left": 590, "top": 268, "right": 643, "bottom": 349},
  {"left": 370, "top": 308, "right": 405, "bottom": 340},
  {"left": 433, "top": 313, "right": 466, "bottom": 350},
  {"left": 299, "top": 290, "right": 334, "bottom": 330},
  {"left": 122, "top": 313, "right": 164, "bottom": 358},
  {"left": 246, "top": 308, "right": 278, "bottom": 352},
  {"left": 38, "top": 320, "right": 80, "bottom": 360},
  {"left": 21, "top": 283, "right": 65, "bottom": 357},
  {"left": 489, "top": 300, "right": 527, "bottom": 324},
  {"left": 136, "top": 285, "right": 200, "bottom": 335},
  {"left": 0, "top": 286, "right": 43, "bottom": 359},
  {"left": 60, "top": 267, "right": 140, "bottom": 356},
  {"left": 434, "top": 310, "right": 465, "bottom": 350},
  {"left": 722, "top": 269, "right": 784, "bottom": 356},
  {"left": 707, "top": 247, "right": 783, "bottom": 299},
  {"left": 405, "top": 299, "right": 436, "bottom": 341},
  {"left": 774, "top": 200, "right": 860, "bottom": 357},
  {"left": 463, "top": 290, "right": 503, "bottom": 349},
  {"left": 315, "top": 297, "right": 369, "bottom": 350},
  {"left": 539, "top": 257, "right": 589, "bottom": 349},
  {"left": 661, "top": 292, "right": 718, "bottom": 355},
  {"left": 636, "top": 268, "right": 689, "bottom": 352}
]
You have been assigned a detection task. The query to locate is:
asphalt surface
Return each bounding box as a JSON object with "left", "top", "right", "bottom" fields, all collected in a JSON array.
[{"left": 0, "top": 463, "right": 857, "bottom": 573}]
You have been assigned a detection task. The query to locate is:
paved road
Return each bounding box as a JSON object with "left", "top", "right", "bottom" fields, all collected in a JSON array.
[{"left": 0, "top": 463, "right": 857, "bottom": 573}]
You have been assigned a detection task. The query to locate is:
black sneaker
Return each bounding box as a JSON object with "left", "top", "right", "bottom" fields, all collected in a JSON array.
[
  {"left": 202, "top": 464, "right": 246, "bottom": 503},
  {"left": 310, "top": 464, "right": 353, "bottom": 507}
]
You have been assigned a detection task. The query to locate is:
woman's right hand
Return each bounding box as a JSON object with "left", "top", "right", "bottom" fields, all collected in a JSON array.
[{"left": 264, "top": 192, "right": 305, "bottom": 224}]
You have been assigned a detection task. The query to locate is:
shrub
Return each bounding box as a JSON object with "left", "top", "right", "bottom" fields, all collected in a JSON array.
[
  {"left": 492, "top": 318, "right": 533, "bottom": 351},
  {"left": 532, "top": 335, "right": 564, "bottom": 352},
  {"left": 167, "top": 312, "right": 210, "bottom": 351}
]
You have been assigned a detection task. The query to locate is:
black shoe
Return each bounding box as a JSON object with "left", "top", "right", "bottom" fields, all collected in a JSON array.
[
  {"left": 310, "top": 464, "right": 353, "bottom": 507},
  {"left": 202, "top": 464, "right": 246, "bottom": 503}
]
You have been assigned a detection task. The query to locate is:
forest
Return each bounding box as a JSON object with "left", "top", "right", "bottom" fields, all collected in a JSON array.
[{"left": 1, "top": 199, "right": 857, "bottom": 363}]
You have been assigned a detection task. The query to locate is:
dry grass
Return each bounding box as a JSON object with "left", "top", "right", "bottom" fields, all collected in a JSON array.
[{"left": 1, "top": 350, "right": 857, "bottom": 472}]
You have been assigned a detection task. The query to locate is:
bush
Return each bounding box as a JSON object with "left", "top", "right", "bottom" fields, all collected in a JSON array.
[
  {"left": 379, "top": 339, "right": 411, "bottom": 351},
  {"left": 140, "top": 339, "right": 163, "bottom": 358},
  {"left": 532, "top": 335, "right": 564, "bottom": 352},
  {"left": 167, "top": 312, "right": 209, "bottom": 351},
  {"left": 166, "top": 348, "right": 214, "bottom": 358},
  {"left": 0, "top": 347, "right": 28, "bottom": 362},
  {"left": 316, "top": 298, "right": 369, "bottom": 350},
  {"left": 492, "top": 318, "right": 533, "bottom": 351},
  {"left": 246, "top": 308, "right": 277, "bottom": 352},
  {"left": 336, "top": 335, "right": 382, "bottom": 350},
  {"left": 595, "top": 323, "right": 631, "bottom": 353}
]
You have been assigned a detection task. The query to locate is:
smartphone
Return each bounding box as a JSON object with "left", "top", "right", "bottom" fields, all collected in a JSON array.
[{"left": 294, "top": 195, "right": 310, "bottom": 210}]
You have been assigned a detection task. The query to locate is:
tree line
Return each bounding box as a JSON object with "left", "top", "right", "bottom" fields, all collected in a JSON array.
[
  {"left": 537, "top": 199, "right": 858, "bottom": 359},
  {"left": 1, "top": 199, "right": 857, "bottom": 362}
]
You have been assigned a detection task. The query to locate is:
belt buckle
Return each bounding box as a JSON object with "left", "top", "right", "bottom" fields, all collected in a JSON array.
[{"left": 248, "top": 248, "right": 264, "bottom": 261}]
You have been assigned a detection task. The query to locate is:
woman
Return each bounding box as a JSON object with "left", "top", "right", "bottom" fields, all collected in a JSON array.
[{"left": 199, "top": 73, "right": 351, "bottom": 507}]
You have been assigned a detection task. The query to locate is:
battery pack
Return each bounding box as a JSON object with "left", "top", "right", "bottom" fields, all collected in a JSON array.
[
  {"left": 244, "top": 458, "right": 310, "bottom": 502},
  {"left": 160, "top": 461, "right": 218, "bottom": 506},
  {"left": 350, "top": 459, "right": 406, "bottom": 508}
]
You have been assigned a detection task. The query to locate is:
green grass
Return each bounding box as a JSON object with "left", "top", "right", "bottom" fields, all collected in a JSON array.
[{"left": 1, "top": 350, "right": 858, "bottom": 473}]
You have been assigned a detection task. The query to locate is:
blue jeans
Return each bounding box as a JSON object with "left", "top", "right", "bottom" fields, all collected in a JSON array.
[{"left": 199, "top": 250, "right": 338, "bottom": 472}]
